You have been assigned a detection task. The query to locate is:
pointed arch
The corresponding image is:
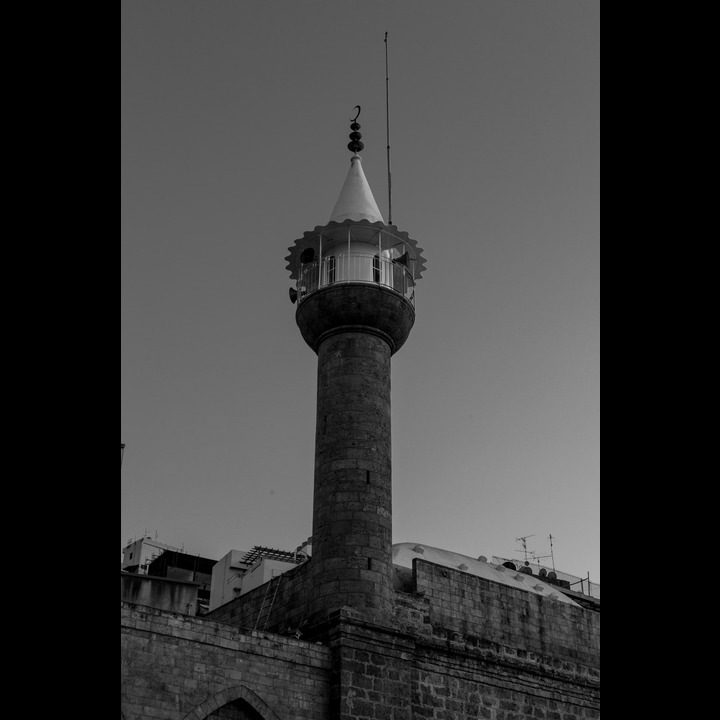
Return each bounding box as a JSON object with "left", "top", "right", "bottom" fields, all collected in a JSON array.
[{"left": 182, "top": 684, "right": 282, "bottom": 720}]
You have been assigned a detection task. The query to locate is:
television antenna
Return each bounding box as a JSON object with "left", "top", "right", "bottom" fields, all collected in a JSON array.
[
  {"left": 513, "top": 534, "right": 553, "bottom": 568},
  {"left": 514, "top": 535, "right": 535, "bottom": 563}
]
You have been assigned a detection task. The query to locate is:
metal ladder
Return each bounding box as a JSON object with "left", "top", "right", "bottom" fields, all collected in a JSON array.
[{"left": 253, "top": 574, "right": 282, "bottom": 631}]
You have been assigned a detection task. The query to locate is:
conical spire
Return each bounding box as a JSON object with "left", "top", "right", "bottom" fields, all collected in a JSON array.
[
  {"left": 328, "top": 154, "right": 385, "bottom": 224},
  {"left": 286, "top": 106, "right": 427, "bottom": 283}
]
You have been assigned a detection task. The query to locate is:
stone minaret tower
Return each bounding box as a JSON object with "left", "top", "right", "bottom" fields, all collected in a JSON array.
[{"left": 285, "top": 115, "right": 427, "bottom": 626}]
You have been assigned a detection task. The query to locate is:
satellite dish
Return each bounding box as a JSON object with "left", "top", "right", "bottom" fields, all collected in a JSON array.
[
  {"left": 300, "top": 248, "right": 315, "bottom": 264},
  {"left": 289, "top": 287, "right": 298, "bottom": 304},
  {"left": 547, "top": 571, "right": 557, "bottom": 580},
  {"left": 520, "top": 566, "right": 533, "bottom": 575},
  {"left": 502, "top": 561, "right": 516, "bottom": 571},
  {"left": 538, "top": 568, "right": 547, "bottom": 577}
]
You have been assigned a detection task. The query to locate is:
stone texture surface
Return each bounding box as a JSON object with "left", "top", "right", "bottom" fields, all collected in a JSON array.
[
  {"left": 176, "top": 557, "right": 600, "bottom": 719},
  {"left": 121, "top": 602, "right": 331, "bottom": 720},
  {"left": 306, "top": 330, "right": 395, "bottom": 623},
  {"left": 412, "top": 559, "right": 600, "bottom": 669},
  {"left": 295, "top": 283, "right": 415, "bottom": 355}
]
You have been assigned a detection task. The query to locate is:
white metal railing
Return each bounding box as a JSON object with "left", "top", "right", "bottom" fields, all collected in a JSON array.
[{"left": 296, "top": 253, "right": 415, "bottom": 306}]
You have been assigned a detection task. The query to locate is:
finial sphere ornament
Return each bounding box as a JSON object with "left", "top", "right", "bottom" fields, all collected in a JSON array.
[{"left": 347, "top": 105, "right": 364, "bottom": 153}]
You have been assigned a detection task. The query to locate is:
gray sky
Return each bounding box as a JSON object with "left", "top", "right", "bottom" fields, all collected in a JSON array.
[{"left": 121, "top": 1, "right": 600, "bottom": 583}]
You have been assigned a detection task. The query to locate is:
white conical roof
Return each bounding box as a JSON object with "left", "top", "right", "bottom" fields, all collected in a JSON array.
[{"left": 329, "top": 154, "right": 385, "bottom": 224}]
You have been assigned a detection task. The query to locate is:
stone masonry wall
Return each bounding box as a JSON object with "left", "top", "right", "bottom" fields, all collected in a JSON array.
[
  {"left": 395, "top": 559, "right": 600, "bottom": 718},
  {"left": 121, "top": 601, "right": 330, "bottom": 720},
  {"left": 320, "top": 605, "right": 599, "bottom": 720},
  {"left": 331, "top": 636, "right": 600, "bottom": 720},
  {"left": 328, "top": 615, "right": 415, "bottom": 720},
  {"left": 411, "top": 639, "right": 600, "bottom": 719},
  {"left": 413, "top": 559, "right": 600, "bottom": 670},
  {"left": 123, "top": 561, "right": 599, "bottom": 719},
  {"left": 205, "top": 562, "right": 311, "bottom": 638},
  {"left": 123, "top": 573, "right": 599, "bottom": 719},
  {"left": 313, "top": 561, "right": 601, "bottom": 719}
]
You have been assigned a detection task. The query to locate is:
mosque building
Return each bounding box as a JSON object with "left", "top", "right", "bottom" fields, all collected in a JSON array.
[{"left": 121, "top": 114, "right": 600, "bottom": 720}]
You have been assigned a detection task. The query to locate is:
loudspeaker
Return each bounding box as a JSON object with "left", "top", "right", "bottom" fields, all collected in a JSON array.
[{"left": 289, "top": 287, "right": 298, "bottom": 304}]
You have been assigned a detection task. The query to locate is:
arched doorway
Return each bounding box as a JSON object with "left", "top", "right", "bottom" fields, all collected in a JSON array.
[
  {"left": 206, "top": 699, "right": 263, "bottom": 719},
  {"left": 183, "top": 684, "right": 282, "bottom": 720}
]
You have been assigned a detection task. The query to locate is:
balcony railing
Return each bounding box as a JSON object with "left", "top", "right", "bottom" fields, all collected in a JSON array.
[{"left": 296, "top": 253, "right": 415, "bottom": 306}]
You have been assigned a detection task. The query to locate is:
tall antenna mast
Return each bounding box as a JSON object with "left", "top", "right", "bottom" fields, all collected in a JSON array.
[{"left": 384, "top": 32, "right": 392, "bottom": 225}]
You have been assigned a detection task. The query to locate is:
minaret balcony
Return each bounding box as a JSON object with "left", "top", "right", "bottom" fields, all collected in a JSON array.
[
  {"left": 286, "top": 220, "right": 426, "bottom": 314},
  {"left": 295, "top": 252, "right": 415, "bottom": 307}
]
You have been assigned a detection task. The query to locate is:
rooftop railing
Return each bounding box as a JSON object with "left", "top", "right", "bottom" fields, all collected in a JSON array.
[{"left": 296, "top": 252, "right": 415, "bottom": 306}]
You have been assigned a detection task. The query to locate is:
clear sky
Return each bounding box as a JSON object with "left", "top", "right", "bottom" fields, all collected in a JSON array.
[{"left": 121, "top": 1, "right": 600, "bottom": 584}]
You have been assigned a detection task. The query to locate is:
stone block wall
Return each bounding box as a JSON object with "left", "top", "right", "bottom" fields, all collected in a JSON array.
[
  {"left": 205, "top": 562, "right": 311, "bottom": 637},
  {"left": 388, "top": 559, "right": 601, "bottom": 719},
  {"left": 123, "top": 559, "right": 599, "bottom": 719},
  {"left": 320, "top": 610, "right": 416, "bottom": 719},
  {"left": 321, "top": 605, "right": 599, "bottom": 720},
  {"left": 412, "top": 559, "right": 600, "bottom": 669},
  {"left": 412, "top": 641, "right": 600, "bottom": 719},
  {"left": 121, "top": 601, "right": 330, "bottom": 720}
]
